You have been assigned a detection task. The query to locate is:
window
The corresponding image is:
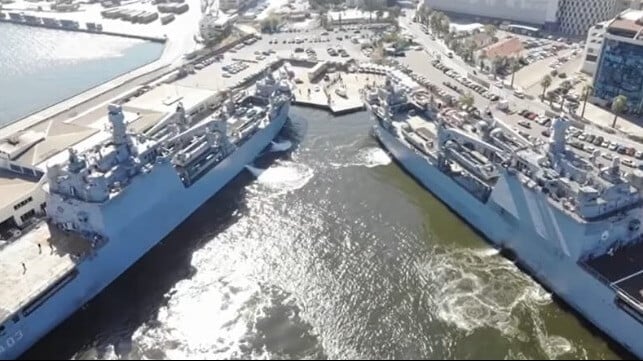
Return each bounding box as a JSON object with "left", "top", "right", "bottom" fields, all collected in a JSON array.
[
  {"left": 20, "top": 210, "right": 35, "bottom": 223},
  {"left": 13, "top": 197, "right": 33, "bottom": 211},
  {"left": 586, "top": 54, "right": 598, "bottom": 62}
]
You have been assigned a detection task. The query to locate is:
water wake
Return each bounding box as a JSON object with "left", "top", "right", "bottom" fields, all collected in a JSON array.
[
  {"left": 270, "top": 140, "right": 293, "bottom": 152},
  {"left": 330, "top": 147, "right": 392, "bottom": 169},
  {"left": 245, "top": 161, "right": 314, "bottom": 195}
]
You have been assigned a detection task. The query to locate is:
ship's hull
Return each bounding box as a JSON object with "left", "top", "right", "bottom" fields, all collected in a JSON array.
[
  {"left": 372, "top": 123, "right": 643, "bottom": 358},
  {"left": 0, "top": 107, "right": 289, "bottom": 360}
]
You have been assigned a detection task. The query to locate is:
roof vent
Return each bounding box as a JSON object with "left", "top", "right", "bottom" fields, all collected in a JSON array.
[{"left": 6, "top": 135, "right": 19, "bottom": 146}]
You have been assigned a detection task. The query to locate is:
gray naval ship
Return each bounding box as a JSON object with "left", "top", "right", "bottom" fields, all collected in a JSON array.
[
  {"left": 365, "top": 75, "right": 643, "bottom": 357},
  {"left": 0, "top": 70, "right": 293, "bottom": 359}
]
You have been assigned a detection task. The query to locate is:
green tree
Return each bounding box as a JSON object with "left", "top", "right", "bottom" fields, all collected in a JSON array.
[
  {"left": 491, "top": 56, "right": 504, "bottom": 75},
  {"left": 540, "top": 75, "right": 552, "bottom": 101},
  {"left": 580, "top": 84, "right": 593, "bottom": 119},
  {"left": 483, "top": 24, "right": 497, "bottom": 38},
  {"left": 611, "top": 95, "right": 628, "bottom": 128},
  {"left": 478, "top": 53, "right": 487, "bottom": 71},
  {"left": 459, "top": 91, "right": 475, "bottom": 108}
]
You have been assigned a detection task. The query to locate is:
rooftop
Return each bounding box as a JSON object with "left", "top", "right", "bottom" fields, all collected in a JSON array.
[
  {"left": 0, "top": 169, "right": 40, "bottom": 215},
  {"left": 327, "top": 9, "right": 388, "bottom": 22},
  {"left": 123, "top": 84, "right": 217, "bottom": 115},
  {"left": 607, "top": 9, "right": 643, "bottom": 37},
  {"left": 481, "top": 37, "right": 524, "bottom": 59}
]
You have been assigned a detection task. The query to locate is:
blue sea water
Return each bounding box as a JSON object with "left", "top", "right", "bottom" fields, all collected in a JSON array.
[{"left": 0, "top": 22, "right": 163, "bottom": 127}]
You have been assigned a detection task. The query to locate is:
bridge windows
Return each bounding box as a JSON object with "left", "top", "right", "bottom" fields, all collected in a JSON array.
[{"left": 12, "top": 197, "right": 32, "bottom": 211}]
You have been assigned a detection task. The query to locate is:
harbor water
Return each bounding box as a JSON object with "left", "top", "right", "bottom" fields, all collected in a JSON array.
[
  {"left": 0, "top": 23, "right": 163, "bottom": 127},
  {"left": 21, "top": 106, "right": 624, "bottom": 360}
]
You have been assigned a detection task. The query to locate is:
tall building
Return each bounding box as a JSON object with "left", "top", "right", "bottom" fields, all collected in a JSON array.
[
  {"left": 580, "top": 20, "right": 608, "bottom": 75},
  {"left": 424, "top": 0, "right": 620, "bottom": 35},
  {"left": 557, "top": 0, "right": 619, "bottom": 36},
  {"left": 424, "top": 0, "right": 561, "bottom": 29},
  {"left": 592, "top": 9, "right": 643, "bottom": 114}
]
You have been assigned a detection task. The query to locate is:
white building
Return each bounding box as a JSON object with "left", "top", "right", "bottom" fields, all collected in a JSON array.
[
  {"left": 219, "top": 0, "right": 252, "bottom": 12},
  {"left": 200, "top": 12, "right": 238, "bottom": 42},
  {"left": 425, "top": 0, "right": 561, "bottom": 28},
  {"left": 327, "top": 9, "right": 389, "bottom": 26},
  {"left": 425, "top": 0, "right": 621, "bottom": 36},
  {"left": 581, "top": 20, "right": 609, "bottom": 75},
  {"left": 346, "top": 0, "right": 387, "bottom": 8},
  {"left": 557, "top": 0, "right": 619, "bottom": 36}
]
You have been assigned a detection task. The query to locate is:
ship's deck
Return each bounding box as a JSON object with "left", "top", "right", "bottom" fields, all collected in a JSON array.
[
  {"left": 583, "top": 240, "right": 643, "bottom": 307},
  {"left": 0, "top": 223, "right": 88, "bottom": 326}
]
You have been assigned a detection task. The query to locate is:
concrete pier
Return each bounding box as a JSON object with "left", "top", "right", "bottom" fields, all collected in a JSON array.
[{"left": 0, "top": 18, "right": 167, "bottom": 43}]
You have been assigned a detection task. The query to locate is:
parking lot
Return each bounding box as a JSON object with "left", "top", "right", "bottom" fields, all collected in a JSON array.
[{"left": 174, "top": 12, "right": 643, "bottom": 171}]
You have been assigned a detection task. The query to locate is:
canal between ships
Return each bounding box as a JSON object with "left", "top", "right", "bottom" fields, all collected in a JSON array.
[{"left": 23, "top": 107, "right": 623, "bottom": 359}]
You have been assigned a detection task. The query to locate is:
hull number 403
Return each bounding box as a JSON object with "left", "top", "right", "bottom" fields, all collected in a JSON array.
[{"left": 0, "top": 330, "right": 23, "bottom": 355}]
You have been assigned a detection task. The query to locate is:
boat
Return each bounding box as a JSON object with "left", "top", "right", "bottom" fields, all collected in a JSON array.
[
  {"left": 0, "top": 70, "right": 294, "bottom": 359},
  {"left": 365, "top": 74, "right": 643, "bottom": 358}
]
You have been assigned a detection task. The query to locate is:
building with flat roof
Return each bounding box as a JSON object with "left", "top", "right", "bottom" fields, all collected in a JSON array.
[
  {"left": 581, "top": 20, "right": 609, "bottom": 75},
  {"left": 557, "top": 0, "right": 619, "bottom": 36},
  {"left": 426, "top": 0, "right": 620, "bottom": 36},
  {"left": 425, "top": 0, "right": 561, "bottom": 29},
  {"left": 592, "top": 9, "right": 643, "bottom": 114},
  {"left": 219, "top": 0, "right": 252, "bottom": 12},
  {"left": 327, "top": 9, "right": 389, "bottom": 26},
  {"left": 123, "top": 84, "right": 218, "bottom": 117}
]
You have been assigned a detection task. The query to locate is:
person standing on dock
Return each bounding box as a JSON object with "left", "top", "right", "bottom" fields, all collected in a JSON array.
[
  {"left": 22, "top": 262, "right": 26, "bottom": 274},
  {"left": 38, "top": 243, "right": 41, "bottom": 254}
]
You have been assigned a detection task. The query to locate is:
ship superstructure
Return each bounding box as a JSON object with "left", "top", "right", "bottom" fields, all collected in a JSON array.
[
  {"left": 366, "top": 75, "right": 643, "bottom": 357},
  {"left": 0, "top": 70, "right": 293, "bottom": 360}
]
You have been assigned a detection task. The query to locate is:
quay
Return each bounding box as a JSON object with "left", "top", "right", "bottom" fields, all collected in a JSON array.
[{"left": 0, "top": 18, "right": 167, "bottom": 43}]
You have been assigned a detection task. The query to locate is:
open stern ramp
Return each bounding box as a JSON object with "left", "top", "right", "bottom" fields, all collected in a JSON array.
[
  {"left": 0, "top": 224, "right": 78, "bottom": 327},
  {"left": 583, "top": 240, "right": 643, "bottom": 321}
]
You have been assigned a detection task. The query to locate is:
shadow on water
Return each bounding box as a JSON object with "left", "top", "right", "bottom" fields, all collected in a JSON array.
[{"left": 20, "top": 120, "right": 303, "bottom": 360}]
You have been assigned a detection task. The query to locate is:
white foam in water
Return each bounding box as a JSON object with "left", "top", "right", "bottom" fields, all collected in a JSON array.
[
  {"left": 359, "top": 147, "right": 392, "bottom": 168},
  {"left": 473, "top": 248, "right": 501, "bottom": 258},
  {"left": 245, "top": 161, "right": 314, "bottom": 195},
  {"left": 331, "top": 147, "right": 392, "bottom": 169},
  {"left": 270, "top": 140, "right": 293, "bottom": 152},
  {"left": 419, "top": 247, "right": 559, "bottom": 340}
]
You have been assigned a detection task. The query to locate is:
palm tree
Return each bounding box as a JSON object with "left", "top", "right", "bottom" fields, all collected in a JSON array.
[
  {"left": 376, "top": 10, "right": 383, "bottom": 22},
  {"left": 429, "top": 12, "right": 444, "bottom": 34},
  {"left": 509, "top": 59, "right": 520, "bottom": 88},
  {"left": 318, "top": 8, "right": 328, "bottom": 29},
  {"left": 479, "top": 53, "right": 487, "bottom": 70},
  {"left": 491, "top": 57, "right": 503, "bottom": 75},
  {"left": 580, "top": 84, "right": 593, "bottom": 119},
  {"left": 540, "top": 75, "right": 552, "bottom": 102},
  {"left": 460, "top": 91, "right": 475, "bottom": 108},
  {"left": 611, "top": 95, "right": 628, "bottom": 128},
  {"left": 559, "top": 80, "right": 572, "bottom": 109}
]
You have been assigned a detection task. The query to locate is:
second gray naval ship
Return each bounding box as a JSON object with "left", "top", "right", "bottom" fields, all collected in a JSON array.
[
  {"left": 0, "top": 69, "right": 293, "bottom": 359},
  {"left": 366, "top": 75, "right": 643, "bottom": 357}
]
